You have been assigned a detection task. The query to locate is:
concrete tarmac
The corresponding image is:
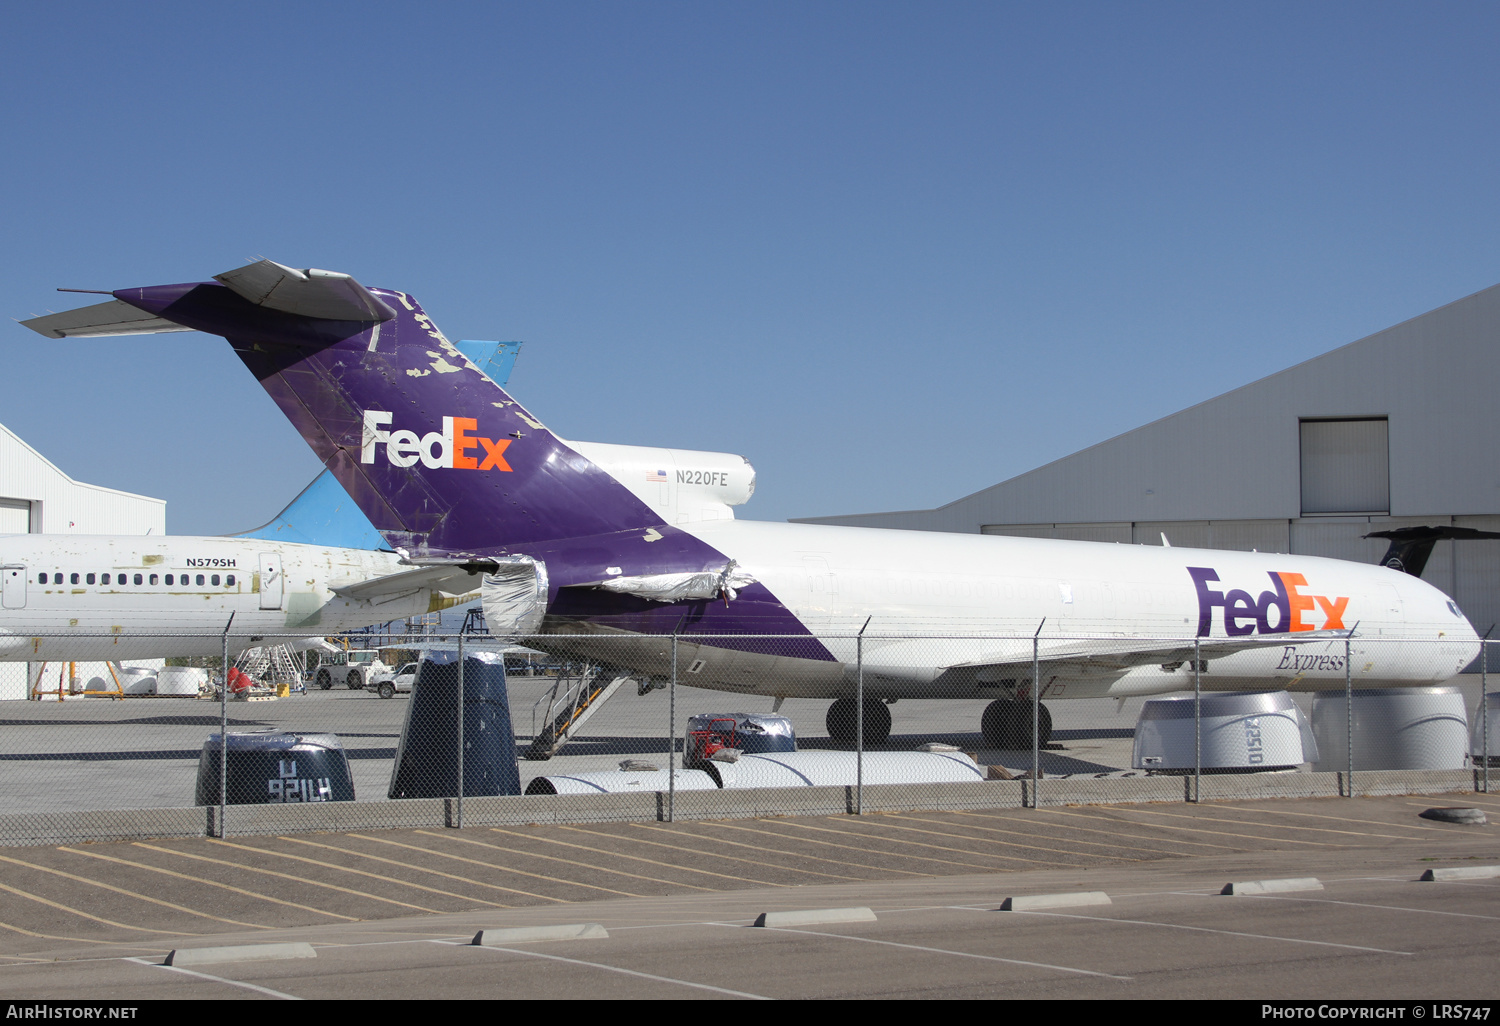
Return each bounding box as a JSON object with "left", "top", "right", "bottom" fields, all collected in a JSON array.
[
  {"left": 0, "top": 793, "right": 1496, "bottom": 999},
  {"left": 7, "top": 675, "right": 1490, "bottom": 814}
]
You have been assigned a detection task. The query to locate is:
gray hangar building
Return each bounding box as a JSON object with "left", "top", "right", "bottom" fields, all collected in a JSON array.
[{"left": 794, "top": 283, "right": 1500, "bottom": 636}]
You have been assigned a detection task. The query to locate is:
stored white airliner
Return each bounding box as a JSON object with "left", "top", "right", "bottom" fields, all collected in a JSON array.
[
  {"left": 22, "top": 261, "right": 1481, "bottom": 745},
  {"left": 0, "top": 535, "right": 483, "bottom": 664}
]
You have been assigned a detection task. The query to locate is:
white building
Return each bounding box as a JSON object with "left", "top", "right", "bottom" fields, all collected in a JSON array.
[
  {"left": 0, "top": 421, "right": 166, "bottom": 698},
  {"left": 795, "top": 283, "right": 1500, "bottom": 636}
]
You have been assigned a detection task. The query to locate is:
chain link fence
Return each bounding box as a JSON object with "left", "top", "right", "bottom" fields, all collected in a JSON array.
[{"left": 0, "top": 631, "right": 1490, "bottom": 845}]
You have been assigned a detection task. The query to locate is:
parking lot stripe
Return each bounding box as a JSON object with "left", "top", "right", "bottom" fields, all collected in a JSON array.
[
  {"left": 135, "top": 842, "right": 440, "bottom": 915},
  {"left": 0, "top": 879, "right": 191, "bottom": 937},
  {"left": 1213, "top": 805, "right": 1445, "bottom": 834},
  {"left": 878, "top": 815, "right": 1146, "bottom": 862},
  {"left": 559, "top": 825, "right": 846, "bottom": 884},
  {"left": 1182, "top": 808, "right": 1429, "bottom": 841},
  {"left": 279, "top": 836, "right": 560, "bottom": 904},
  {"left": 425, "top": 832, "right": 715, "bottom": 892},
  {"left": 125, "top": 956, "right": 300, "bottom": 1000},
  {"left": 630, "top": 822, "right": 921, "bottom": 878},
  {"left": 543, "top": 826, "right": 793, "bottom": 887},
  {"left": 728, "top": 924, "right": 1131, "bottom": 981},
  {"left": 0, "top": 915, "right": 116, "bottom": 945},
  {"left": 1244, "top": 893, "right": 1500, "bottom": 921},
  {"left": 446, "top": 940, "right": 772, "bottom": 999},
  {"left": 1075, "top": 809, "right": 1345, "bottom": 847},
  {"left": 938, "top": 811, "right": 1204, "bottom": 857},
  {"left": 58, "top": 846, "right": 358, "bottom": 922},
  {"left": 772, "top": 819, "right": 1032, "bottom": 870},
  {"left": 1013, "top": 909, "right": 1412, "bottom": 955},
  {"left": 1026, "top": 809, "right": 1239, "bottom": 850},
  {"left": 488, "top": 828, "right": 764, "bottom": 889},
  {"left": 207, "top": 839, "right": 496, "bottom": 909},
  {"left": 707, "top": 820, "right": 968, "bottom": 872},
  {"left": 349, "top": 834, "right": 639, "bottom": 898},
  {"left": 0, "top": 853, "right": 269, "bottom": 930}
]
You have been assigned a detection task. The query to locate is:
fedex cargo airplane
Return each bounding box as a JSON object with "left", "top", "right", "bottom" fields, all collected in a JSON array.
[{"left": 22, "top": 262, "right": 1480, "bottom": 746}]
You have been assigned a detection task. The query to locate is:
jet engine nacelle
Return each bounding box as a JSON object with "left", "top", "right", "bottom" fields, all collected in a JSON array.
[{"left": 566, "top": 440, "right": 756, "bottom": 525}]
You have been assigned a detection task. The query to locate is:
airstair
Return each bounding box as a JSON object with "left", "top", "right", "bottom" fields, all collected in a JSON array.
[
  {"left": 235, "top": 643, "right": 304, "bottom": 689},
  {"left": 523, "top": 665, "right": 632, "bottom": 761}
]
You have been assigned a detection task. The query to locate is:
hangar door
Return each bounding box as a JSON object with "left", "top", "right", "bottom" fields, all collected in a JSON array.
[
  {"left": 1300, "top": 418, "right": 1390, "bottom": 515},
  {"left": 0, "top": 500, "right": 30, "bottom": 534}
]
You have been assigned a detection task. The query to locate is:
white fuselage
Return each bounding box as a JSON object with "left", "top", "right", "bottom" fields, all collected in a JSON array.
[
  {"left": 0, "top": 535, "right": 472, "bottom": 662},
  {"left": 549, "top": 520, "right": 1479, "bottom": 700}
]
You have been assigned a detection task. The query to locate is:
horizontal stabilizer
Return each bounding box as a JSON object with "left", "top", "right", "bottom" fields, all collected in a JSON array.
[
  {"left": 20, "top": 299, "right": 194, "bottom": 338},
  {"left": 213, "top": 259, "right": 395, "bottom": 322},
  {"left": 331, "top": 564, "right": 483, "bottom": 601}
]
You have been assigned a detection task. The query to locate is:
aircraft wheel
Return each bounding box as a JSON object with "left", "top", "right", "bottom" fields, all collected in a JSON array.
[
  {"left": 378, "top": 682, "right": 395, "bottom": 699},
  {"left": 982, "top": 700, "right": 1028, "bottom": 749},
  {"left": 826, "top": 697, "right": 893, "bottom": 748},
  {"left": 981, "top": 700, "right": 1052, "bottom": 748},
  {"left": 316, "top": 669, "right": 332, "bottom": 690}
]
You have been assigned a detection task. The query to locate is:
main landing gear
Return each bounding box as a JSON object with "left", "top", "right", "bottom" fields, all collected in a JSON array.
[
  {"left": 981, "top": 699, "right": 1052, "bottom": 750},
  {"left": 826, "top": 697, "right": 892, "bottom": 748}
]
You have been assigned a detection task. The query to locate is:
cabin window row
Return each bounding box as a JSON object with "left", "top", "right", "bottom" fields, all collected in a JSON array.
[{"left": 35, "top": 572, "right": 236, "bottom": 588}]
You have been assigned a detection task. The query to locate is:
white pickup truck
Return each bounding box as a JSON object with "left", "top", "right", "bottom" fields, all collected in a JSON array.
[{"left": 367, "top": 662, "right": 417, "bottom": 699}]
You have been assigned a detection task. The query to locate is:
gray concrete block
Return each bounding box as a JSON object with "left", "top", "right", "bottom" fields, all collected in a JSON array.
[
  {"left": 1420, "top": 865, "right": 1500, "bottom": 881},
  {"left": 166, "top": 942, "right": 316, "bottom": 966},
  {"left": 1000, "top": 891, "right": 1111, "bottom": 911},
  {"left": 1221, "top": 877, "right": 1323, "bottom": 895},
  {"left": 752, "top": 907, "right": 877, "bottom": 928},
  {"left": 472, "top": 923, "right": 608, "bottom": 944}
]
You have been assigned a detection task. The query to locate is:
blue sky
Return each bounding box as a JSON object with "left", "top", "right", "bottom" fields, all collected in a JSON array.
[{"left": 4, "top": 2, "right": 1500, "bottom": 535}]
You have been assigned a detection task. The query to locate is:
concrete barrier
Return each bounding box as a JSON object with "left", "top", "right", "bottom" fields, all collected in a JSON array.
[
  {"left": 1000, "top": 891, "right": 1111, "bottom": 911},
  {"left": 753, "top": 907, "right": 876, "bottom": 928},
  {"left": 472, "top": 924, "right": 608, "bottom": 944},
  {"left": 166, "top": 942, "right": 316, "bottom": 966}
]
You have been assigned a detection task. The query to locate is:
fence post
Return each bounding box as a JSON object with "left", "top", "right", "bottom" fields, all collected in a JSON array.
[
  {"left": 1483, "top": 634, "right": 1491, "bottom": 795},
  {"left": 219, "top": 615, "right": 232, "bottom": 839},
  {"left": 669, "top": 632, "right": 677, "bottom": 823},
  {"left": 1031, "top": 622, "right": 1042, "bottom": 808},
  {"left": 1344, "top": 630, "right": 1354, "bottom": 798},
  {"left": 456, "top": 632, "right": 465, "bottom": 829},
  {"left": 1193, "top": 637, "right": 1201, "bottom": 803},
  {"left": 856, "top": 619, "right": 870, "bottom": 816}
]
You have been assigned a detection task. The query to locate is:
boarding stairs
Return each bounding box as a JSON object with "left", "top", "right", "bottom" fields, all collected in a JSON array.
[
  {"left": 523, "top": 665, "right": 631, "bottom": 761},
  {"left": 235, "top": 644, "right": 303, "bottom": 687}
]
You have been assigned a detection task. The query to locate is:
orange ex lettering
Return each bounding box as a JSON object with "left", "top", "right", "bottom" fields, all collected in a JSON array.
[
  {"left": 452, "top": 417, "right": 480, "bottom": 470},
  {"left": 1315, "top": 594, "right": 1349, "bottom": 630},
  {"left": 478, "top": 436, "right": 513, "bottom": 472},
  {"left": 1277, "top": 572, "right": 1316, "bottom": 632}
]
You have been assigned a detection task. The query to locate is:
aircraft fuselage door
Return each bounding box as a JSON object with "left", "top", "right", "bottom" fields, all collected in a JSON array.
[
  {"left": 1, "top": 566, "right": 25, "bottom": 609},
  {"left": 259, "top": 553, "right": 284, "bottom": 610}
]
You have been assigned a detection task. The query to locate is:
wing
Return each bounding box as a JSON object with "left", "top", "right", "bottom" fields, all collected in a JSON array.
[
  {"left": 330, "top": 564, "right": 484, "bottom": 601},
  {"left": 856, "top": 632, "right": 1351, "bottom": 687},
  {"left": 940, "top": 632, "right": 1351, "bottom": 685}
]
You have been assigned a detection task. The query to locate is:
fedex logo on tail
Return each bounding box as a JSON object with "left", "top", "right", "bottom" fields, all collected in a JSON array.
[
  {"left": 1188, "top": 567, "right": 1348, "bottom": 637},
  {"left": 361, "top": 411, "right": 512, "bottom": 471}
]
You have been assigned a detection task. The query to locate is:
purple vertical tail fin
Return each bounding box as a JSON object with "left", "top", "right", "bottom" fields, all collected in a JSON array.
[{"left": 111, "top": 261, "right": 663, "bottom": 557}]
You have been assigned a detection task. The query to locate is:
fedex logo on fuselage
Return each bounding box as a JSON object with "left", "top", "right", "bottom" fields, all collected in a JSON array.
[
  {"left": 360, "top": 411, "right": 512, "bottom": 471},
  {"left": 1188, "top": 567, "right": 1348, "bottom": 637}
]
